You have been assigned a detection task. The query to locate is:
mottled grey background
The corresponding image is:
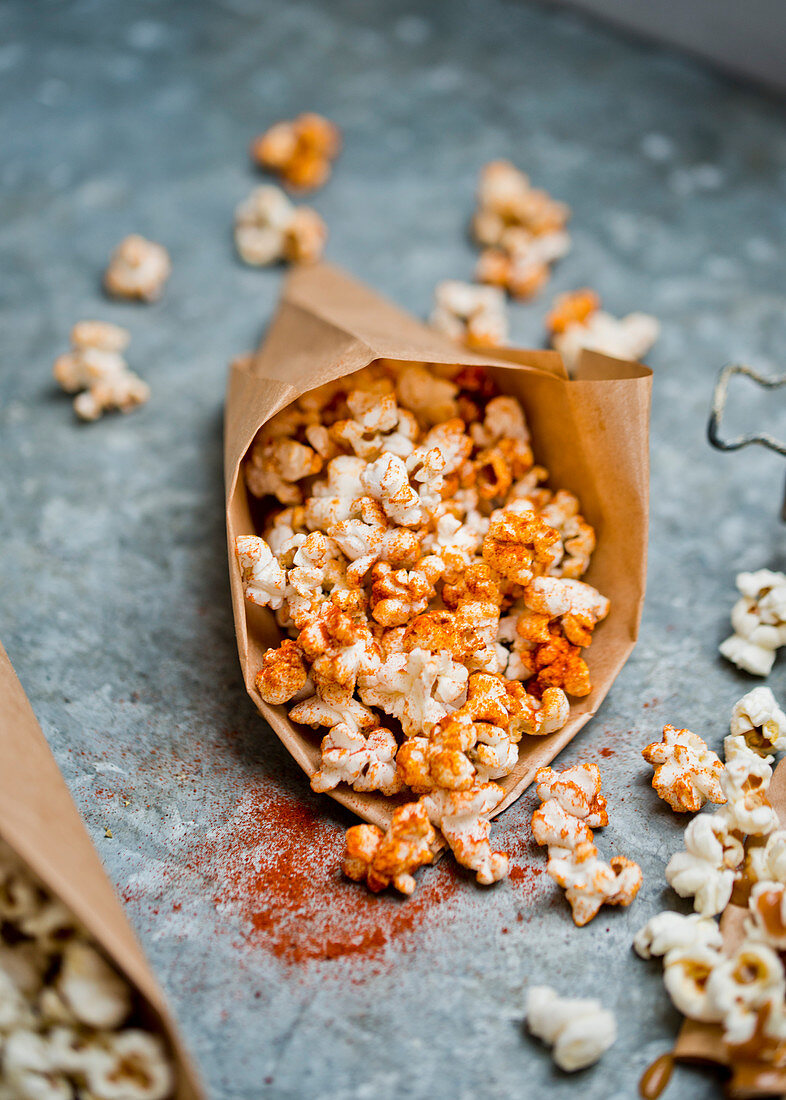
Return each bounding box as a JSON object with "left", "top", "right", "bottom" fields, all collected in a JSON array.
[{"left": 1, "top": 1, "right": 785, "bottom": 1098}]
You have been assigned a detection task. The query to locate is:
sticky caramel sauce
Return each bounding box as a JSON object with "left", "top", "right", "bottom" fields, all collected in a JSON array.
[{"left": 639, "top": 1053, "right": 675, "bottom": 1099}]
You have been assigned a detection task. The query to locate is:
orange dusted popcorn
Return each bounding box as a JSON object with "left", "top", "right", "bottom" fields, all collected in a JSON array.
[
  {"left": 250, "top": 112, "right": 341, "bottom": 191},
  {"left": 342, "top": 801, "right": 436, "bottom": 895},
  {"left": 535, "top": 763, "right": 609, "bottom": 828},
  {"left": 642, "top": 726, "right": 726, "bottom": 814},
  {"left": 546, "top": 289, "right": 600, "bottom": 335},
  {"left": 547, "top": 842, "right": 642, "bottom": 926},
  {"left": 254, "top": 640, "right": 309, "bottom": 705},
  {"left": 236, "top": 361, "right": 612, "bottom": 892}
]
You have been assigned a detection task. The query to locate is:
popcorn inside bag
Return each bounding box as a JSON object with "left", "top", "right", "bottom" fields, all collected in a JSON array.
[
  {"left": 0, "top": 838, "right": 175, "bottom": 1100},
  {"left": 233, "top": 359, "right": 614, "bottom": 892}
]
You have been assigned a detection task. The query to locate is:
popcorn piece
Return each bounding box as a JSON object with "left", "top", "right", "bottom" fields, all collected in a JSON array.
[
  {"left": 254, "top": 640, "right": 308, "bottom": 705},
  {"left": 721, "top": 734, "right": 779, "bottom": 836},
  {"left": 531, "top": 797, "right": 594, "bottom": 854},
  {"left": 85, "top": 1030, "right": 175, "bottom": 1100},
  {"left": 706, "top": 943, "right": 786, "bottom": 1045},
  {"left": 250, "top": 112, "right": 341, "bottom": 191},
  {"left": 235, "top": 535, "right": 288, "bottom": 610},
  {"left": 748, "top": 830, "right": 786, "bottom": 886},
  {"left": 311, "top": 723, "right": 402, "bottom": 795},
  {"left": 430, "top": 280, "right": 508, "bottom": 348},
  {"left": 361, "top": 453, "right": 424, "bottom": 527},
  {"left": 104, "top": 235, "right": 171, "bottom": 302},
  {"left": 535, "top": 763, "right": 609, "bottom": 828},
  {"left": 634, "top": 911, "right": 723, "bottom": 962},
  {"left": 747, "top": 882, "right": 786, "bottom": 950},
  {"left": 720, "top": 570, "right": 786, "bottom": 677},
  {"left": 642, "top": 725, "right": 726, "bottom": 813},
  {"left": 343, "top": 801, "right": 436, "bottom": 895},
  {"left": 56, "top": 942, "right": 131, "bottom": 1029},
  {"left": 482, "top": 510, "right": 561, "bottom": 586},
  {"left": 662, "top": 946, "right": 724, "bottom": 1023},
  {"left": 665, "top": 811, "right": 744, "bottom": 916},
  {"left": 523, "top": 576, "right": 610, "bottom": 646},
  {"left": 421, "top": 784, "right": 509, "bottom": 885},
  {"left": 546, "top": 840, "right": 642, "bottom": 926},
  {"left": 526, "top": 985, "right": 616, "bottom": 1072},
  {"left": 234, "top": 184, "right": 327, "bottom": 267},
  {"left": 548, "top": 292, "right": 659, "bottom": 373},
  {"left": 730, "top": 686, "right": 786, "bottom": 756},
  {"left": 53, "top": 322, "right": 149, "bottom": 421}
]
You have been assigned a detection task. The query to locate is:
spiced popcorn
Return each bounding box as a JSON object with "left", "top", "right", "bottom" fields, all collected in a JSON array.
[
  {"left": 0, "top": 840, "right": 174, "bottom": 1100},
  {"left": 642, "top": 725, "right": 726, "bottom": 813},
  {"left": 53, "top": 322, "right": 150, "bottom": 421},
  {"left": 546, "top": 289, "right": 659, "bottom": 373},
  {"left": 235, "top": 361, "right": 611, "bottom": 892},
  {"left": 430, "top": 281, "right": 509, "bottom": 348},
  {"left": 103, "top": 235, "right": 171, "bottom": 302},
  {"left": 234, "top": 185, "right": 327, "bottom": 267},
  {"left": 472, "top": 161, "right": 571, "bottom": 299},
  {"left": 250, "top": 112, "right": 341, "bottom": 191}
]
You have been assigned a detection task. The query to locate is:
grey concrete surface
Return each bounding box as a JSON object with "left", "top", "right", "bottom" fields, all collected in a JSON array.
[{"left": 1, "top": 1, "right": 786, "bottom": 1097}]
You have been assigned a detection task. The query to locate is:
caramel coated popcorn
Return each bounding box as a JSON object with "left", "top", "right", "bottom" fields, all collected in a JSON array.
[
  {"left": 234, "top": 185, "right": 327, "bottom": 267},
  {"left": 236, "top": 361, "right": 610, "bottom": 893},
  {"left": 250, "top": 112, "right": 341, "bottom": 191},
  {"left": 53, "top": 322, "right": 150, "bottom": 421},
  {"left": 642, "top": 725, "right": 726, "bottom": 813},
  {"left": 546, "top": 289, "right": 659, "bottom": 373},
  {"left": 472, "top": 161, "right": 571, "bottom": 299},
  {"left": 0, "top": 840, "right": 174, "bottom": 1099},
  {"left": 104, "top": 235, "right": 171, "bottom": 302}
]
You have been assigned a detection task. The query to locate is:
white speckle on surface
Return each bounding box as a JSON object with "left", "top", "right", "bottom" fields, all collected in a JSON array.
[
  {"left": 746, "top": 237, "right": 777, "bottom": 263},
  {"left": 394, "top": 15, "right": 430, "bottom": 45},
  {"left": 670, "top": 163, "right": 725, "bottom": 196},
  {"left": 0, "top": 43, "right": 24, "bottom": 72},
  {"left": 127, "top": 20, "right": 168, "bottom": 50},
  {"left": 640, "top": 132, "right": 674, "bottom": 162},
  {"left": 37, "top": 78, "right": 69, "bottom": 107}
]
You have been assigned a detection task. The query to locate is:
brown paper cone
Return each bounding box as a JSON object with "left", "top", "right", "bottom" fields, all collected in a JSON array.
[
  {"left": 225, "top": 262, "right": 652, "bottom": 829},
  {"left": 0, "top": 642, "right": 204, "bottom": 1100},
  {"left": 672, "top": 759, "right": 786, "bottom": 1097}
]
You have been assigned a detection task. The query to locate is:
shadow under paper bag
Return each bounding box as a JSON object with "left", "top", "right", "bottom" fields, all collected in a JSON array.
[{"left": 224, "top": 263, "right": 652, "bottom": 830}]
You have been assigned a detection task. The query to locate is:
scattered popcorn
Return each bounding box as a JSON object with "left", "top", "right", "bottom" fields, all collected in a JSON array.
[
  {"left": 250, "top": 112, "right": 341, "bottom": 191},
  {"left": 547, "top": 840, "right": 642, "bottom": 926},
  {"left": 706, "top": 943, "right": 786, "bottom": 1046},
  {"left": 0, "top": 840, "right": 174, "bottom": 1099},
  {"left": 665, "top": 811, "right": 744, "bottom": 916},
  {"left": 535, "top": 762, "right": 608, "bottom": 828},
  {"left": 730, "top": 686, "right": 786, "bottom": 755},
  {"left": 472, "top": 161, "right": 571, "bottom": 299},
  {"left": 747, "top": 830, "right": 786, "bottom": 887},
  {"left": 641, "top": 725, "right": 726, "bottom": 813},
  {"left": 662, "top": 945, "right": 725, "bottom": 1023},
  {"left": 525, "top": 985, "right": 616, "bottom": 1071},
  {"left": 53, "top": 322, "right": 150, "bottom": 421},
  {"left": 720, "top": 570, "right": 786, "bottom": 677},
  {"left": 546, "top": 289, "right": 659, "bottom": 373},
  {"left": 234, "top": 184, "right": 327, "bottom": 267},
  {"left": 238, "top": 362, "right": 610, "bottom": 891},
  {"left": 721, "top": 734, "right": 778, "bottom": 836},
  {"left": 430, "top": 280, "right": 508, "bottom": 348},
  {"left": 634, "top": 911, "right": 723, "bottom": 962},
  {"left": 746, "top": 881, "right": 786, "bottom": 950},
  {"left": 343, "top": 801, "right": 436, "bottom": 895},
  {"left": 103, "top": 235, "right": 171, "bottom": 302}
]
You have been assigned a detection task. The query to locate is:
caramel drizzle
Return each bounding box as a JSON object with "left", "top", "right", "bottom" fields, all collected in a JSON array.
[{"left": 639, "top": 1053, "right": 675, "bottom": 1099}]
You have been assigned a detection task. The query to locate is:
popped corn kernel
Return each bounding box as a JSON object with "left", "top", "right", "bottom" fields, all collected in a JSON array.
[
  {"left": 665, "top": 811, "right": 744, "bottom": 916},
  {"left": 731, "top": 686, "right": 786, "bottom": 755},
  {"left": 104, "top": 235, "right": 171, "bottom": 302},
  {"left": 254, "top": 640, "right": 308, "bottom": 705},
  {"left": 234, "top": 184, "right": 327, "bottom": 267},
  {"left": 546, "top": 289, "right": 600, "bottom": 335},
  {"left": 642, "top": 725, "right": 726, "bottom": 813},
  {"left": 523, "top": 576, "right": 610, "bottom": 646},
  {"left": 430, "top": 280, "right": 509, "bottom": 348},
  {"left": 720, "top": 570, "right": 786, "bottom": 677},
  {"left": 526, "top": 985, "right": 616, "bottom": 1072},
  {"left": 235, "top": 535, "right": 288, "bottom": 610},
  {"left": 747, "top": 882, "right": 786, "bottom": 950},
  {"left": 311, "top": 723, "right": 402, "bottom": 795},
  {"left": 250, "top": 112, "right": 341, "bottom": 191},
  {"left": 549, "top": 292, "right": 659, "bottom": 373},
  {"left": 482, "top": 510, "right": 562, "bottom": 586},
  {"left": 547, "top": 841, "right": 642, "bottom": 926},
  {"left": 662, "top": 945, "right": 724, "bottom": 1023},
  {"left": 86, "top": 1029, "right": 174, "bottom": 1100},
  {"left": 633, "top": 911, "right": 723, "bottom": 962},
  {"left": 721, "top": 734, "right": 779, "bottom": 836},
  {"left": 343, "top": 801, "right": 436, "bottom": 895},
  {"left": 535, "top": 763, "right": 609, "bottom": 828},
  {"left": 706, "top": 943, "right": 786, "bottom": 1046},
  {"left": 421, "top": 784, "right": 509, "bottom": 885},
  {"left": 53, "top": 322, "right": 149, "bottom": 421}
]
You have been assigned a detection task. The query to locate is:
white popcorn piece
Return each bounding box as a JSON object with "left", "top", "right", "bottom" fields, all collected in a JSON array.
[
  {"left": 235, "top": 535, "right": 288, "bottom": 610},
  {"left": 53, "top": 322, "right": 149, "bottom": 421},
  {"left": 546, "top": 841, "right": 642, "bottom": 927},
  {"left": 358, "top": 648, "right": 468, "bottom": 738},
  {"left": 86, "top": 1030, "right": 174, "bottom": 1100},
  {"left": 430, "top": 280, "right": 509, "bottom": 348},
  {"left": 553, "top": 309, "right": 659, "bottom": 373},
  {"left": 748, "top": 830, "right": 786, "bottom": 886},
  {"left": 531, "top": 797, "right": 594, "bottom": 854},
  {"left": 665, "top": 810, "right": 744, "bottom": 916},
  {"left": 526, "top": 985, "right": 616, "bottom": 1072},
  {"left": 234, "top": 184, "right": 327, "bottom": 266},
  {"left": 730, "top": 686, "right": 786, "bottom": 756},
  {"left": 721, "top": 735, "right": 779, "bottom": 836},
  {"left": 3, "top": 1030, "right": 72, "bottom": 1100},
  {"left": 523, "top": 576, "right": 610, "bottom": 625},
  {"left": 633, "top": 911, "right": 723, "bottom": 962},
  {"left": 534, "top": 762, "right": 608, "bottom": 828},
  {"left": 104, "top": 235, "right": 171, "bottom": 302},
  {"left": 361, "top": 453, "right": 424, "bottom": 527},
  {"left": 421, "top": 784, "right": 509, "bottom": 885},
  {"left": 720, "top": 569, "right": 786, "bottom": 676},
  {"left": 311, "top": 723, "right": 402, "bottom": 796},
  {"left": 706, "top": 943, "right": 786, "bottom": 1045},
  {"left": 641, "top": 725, "right": 726, "bottom": 814},
  {"left": 662, "top": 946, "right": 724, "bottom": 1023},
  {"left": 0, "top": 967, "right": 35, "bottom": 1032},
  {"left": 746, "top": 881, "right": 786, "bottom": 950},
  {"left": 56, "top": 942, "right": 131, "bottom": 1030}
]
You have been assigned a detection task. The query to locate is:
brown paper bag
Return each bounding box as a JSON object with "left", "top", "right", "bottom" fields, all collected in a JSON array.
[
  {"left": 673, "top": 760, "right": 786, "bottom": 1097},
  {"left": 225, "top": 263, "right": 652, "bottom": 829},
  {"left": 0, "top": 642, "right": 204, "bottom": 1100}
]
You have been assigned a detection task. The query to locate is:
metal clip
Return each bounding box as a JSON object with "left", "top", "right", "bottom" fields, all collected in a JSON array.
[{"left": 707, "top": 364, "right": 786, "bottom": 521}]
